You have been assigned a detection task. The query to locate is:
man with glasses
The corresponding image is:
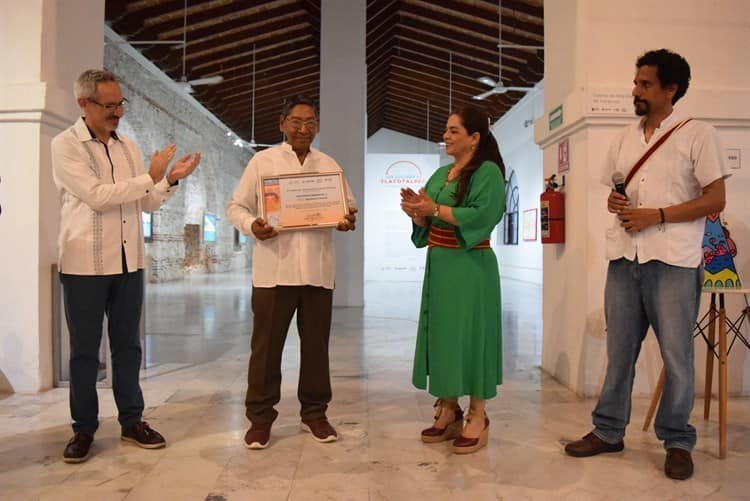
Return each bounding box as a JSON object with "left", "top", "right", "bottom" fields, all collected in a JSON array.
[
  {"left": 52, "top": 69, "right": 201, "bottom": 463},
  {"left": 227, "top": 95, "right": 357, "bottom": 449}
]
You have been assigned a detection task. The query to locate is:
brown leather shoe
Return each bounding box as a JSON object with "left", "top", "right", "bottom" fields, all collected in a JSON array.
[
  {"left": 452, "top": 413, "right": 489, "bottom": 454},
  {"left": 421, "top": 399, "right": 464, "bottom": 443},
  {"left": 244, "top": 422, "right": 272, "bottom": 450},
  {"left": 664, "top": 448, "right": 693, "bottom": 480},
  {"left": 121, "top": 421, "right": 166, "bottom": 449},
  {"left": 63, "top": 432, "right": 94, "bottom": 463},
  {"left": 564, "top": 432, "right": 624, "bottom": 457},
  {"left": 301, "top": 418, "right": 338, "bottom": 443}
]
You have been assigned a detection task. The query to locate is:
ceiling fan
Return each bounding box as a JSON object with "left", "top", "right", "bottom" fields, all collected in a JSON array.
[
  {"left": 246, "top": 44, "right": 276, "bottom": 150},
  {"left": 472, "top": 0, "right": 539, "bottom": 100},
  {"left": 174, "top": 0, "right": 224, "bottom": 94}
]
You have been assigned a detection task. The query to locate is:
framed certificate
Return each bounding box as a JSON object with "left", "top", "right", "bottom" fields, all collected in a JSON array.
[{"left": 260, "top": 172, "right": 349, "bottom": 229}]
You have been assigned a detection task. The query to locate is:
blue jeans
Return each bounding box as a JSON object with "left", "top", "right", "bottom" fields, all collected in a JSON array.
[{"left": 593, "top": 258, "right": 702, "bottom": 451}]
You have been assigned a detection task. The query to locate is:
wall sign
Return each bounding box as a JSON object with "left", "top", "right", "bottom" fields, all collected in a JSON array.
[
  {"left": 726, "top": 148, "right": 741, "bottom": 169},
  {"left": 586, "top": 89, "right": 631, "bottom": 115},
  {"left": 549, "top": 105, "right": 563, "bottom": 130},
  {"left": 558, "top": 138, "right": 570, "bottom": 172}
]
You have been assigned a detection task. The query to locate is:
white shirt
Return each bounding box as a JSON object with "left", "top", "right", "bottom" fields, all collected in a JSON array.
[
  {"left": 601, "top": 113, "right": 730, "bottom": 267},
  {"left": 52, "top": 117, "right": 177, "bottom": 275},
  {"left": 226, "top": 143, "right": 356, "bottom": 289}
]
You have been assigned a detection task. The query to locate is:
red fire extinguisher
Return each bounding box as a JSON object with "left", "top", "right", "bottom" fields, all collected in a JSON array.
[{"left": 540, "top": 174, "right": 564, "bottom": 244}]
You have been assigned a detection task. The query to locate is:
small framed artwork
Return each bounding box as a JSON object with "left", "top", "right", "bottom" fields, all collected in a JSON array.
[
  {"left": 523, "top": 208, "right": 537, "bottom": 241},
  {"left": 142, "top": 212, "right": 153, "bottom": 242},
  {"left": 203, "top": 213, "right": 217, "bottom": 243}
]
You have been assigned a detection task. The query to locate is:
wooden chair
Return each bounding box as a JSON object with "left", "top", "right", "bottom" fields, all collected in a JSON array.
[{"left": 642, "top": 288, "right": 750, "bottom": 458}]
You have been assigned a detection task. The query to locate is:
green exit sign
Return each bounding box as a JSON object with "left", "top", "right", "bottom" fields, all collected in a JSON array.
[{"left": 549, "top": 105, "right": 563, "bottom": 130}]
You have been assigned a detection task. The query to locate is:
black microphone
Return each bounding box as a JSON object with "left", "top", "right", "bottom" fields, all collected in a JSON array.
[
  {"left": 611, "top": 171, "right": 630, "bottom": 222},
  {"left": 611, "top": 171, "right": 627, "bottom": 197}
]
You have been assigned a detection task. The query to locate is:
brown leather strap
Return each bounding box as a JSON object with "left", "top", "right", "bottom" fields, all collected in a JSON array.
[{"left": 624, "top": 118, "right": 693, "bottom": 188}]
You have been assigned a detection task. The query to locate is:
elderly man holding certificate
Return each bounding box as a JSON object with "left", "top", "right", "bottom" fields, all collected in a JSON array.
[{"left": 227, "top": 95, "right": 357, "bottom": 450}]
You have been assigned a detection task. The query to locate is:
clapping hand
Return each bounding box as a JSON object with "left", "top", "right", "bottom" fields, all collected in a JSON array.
[
  {"left": 401, "top": 187, "right": 435, "bottom": 218},
  {"left": 148, "top": 144, "right": 176, "bottom": 183},
  {"left": 167, "top": 152, "right": 201, "bottom": 184}
]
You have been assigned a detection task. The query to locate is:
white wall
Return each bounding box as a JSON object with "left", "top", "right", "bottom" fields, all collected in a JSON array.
[
  {"left": 0, "top": 0, "right": 104, "bottom": 393},
  {"left": 492, "top": 86, "right": 545, "bottom": 285},
  {"left": 539, "top": 0, "right": 750, "bottom": 396},
  {"left": 368, "top": 127, "right": 450, "bottom": 165}
]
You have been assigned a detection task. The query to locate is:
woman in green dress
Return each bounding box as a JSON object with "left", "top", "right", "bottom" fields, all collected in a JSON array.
[{"left": 401, "top": 105, "right": 505, "bottom": 454}]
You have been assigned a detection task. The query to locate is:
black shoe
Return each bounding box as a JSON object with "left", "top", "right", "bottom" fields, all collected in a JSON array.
[
  {"left": 63, "top": 432, "right": 94, "bottom": 463},
  {"left": 564, "top": 432, "right": 624, "bottom": 457},
  {"left": 121, "top": 421, "right": 166, "bottom": 449},
  {"left": 665, "top": 448, "right": 694, "bottom": 480}
]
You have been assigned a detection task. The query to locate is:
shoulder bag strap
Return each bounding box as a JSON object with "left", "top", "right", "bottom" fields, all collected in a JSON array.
[{"left": 624, "top": 118, "right": 693, "bottom": 188}]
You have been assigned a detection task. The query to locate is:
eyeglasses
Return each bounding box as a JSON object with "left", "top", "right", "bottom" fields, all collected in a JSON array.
[
  {"left": 285, "top": 117, "right": 318, "bottom": 130},
  {"left": 88, "top": 97, "right": 128, "bottom": 111}
]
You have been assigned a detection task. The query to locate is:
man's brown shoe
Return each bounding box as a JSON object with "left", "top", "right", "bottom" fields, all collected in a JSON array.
[
  {"left": 301, "top": 418, "right": 338, "bottom": 443},
  {"left": 121, "top": 421, "right": 166, "bottom": 449},
  {"left": 63, "top": 432, "right": 94, "bottom": 463},
  {"left": 664, "top": 448, "right": 693, "bottom": 480},
  {"left": 244, "top": 422, "right": 271, "bottom": 450},
  {"left": 564, "top": 432, "right": 624, "bottom": 457}
]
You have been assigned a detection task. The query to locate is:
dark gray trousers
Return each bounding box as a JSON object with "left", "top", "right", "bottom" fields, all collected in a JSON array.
[
  {"left": 245, "top": 285, "right": 333, "bottom": 425},
  {"left": 60, "top": 270, "right": 145, "bottom": 433}
]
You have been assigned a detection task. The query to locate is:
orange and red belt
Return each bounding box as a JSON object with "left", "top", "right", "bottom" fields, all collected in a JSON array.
[{"left": 428, "top": 226, "right": 490, "bottom": 250}]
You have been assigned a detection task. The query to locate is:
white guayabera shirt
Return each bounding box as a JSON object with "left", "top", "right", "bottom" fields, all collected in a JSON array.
[
  {"left": 226, "top": 142, "right": 356, "bottom": 289},
  {"left": 52, "top": 117, "right": 177, "bottom": 275},
  {"left": 601, "top": 112, "right": 730, "bottom": 268}
]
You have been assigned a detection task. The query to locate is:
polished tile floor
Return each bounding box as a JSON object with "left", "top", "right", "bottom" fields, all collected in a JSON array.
[{"left": 1, "top": 273, "right": 748, "bottom": 500}]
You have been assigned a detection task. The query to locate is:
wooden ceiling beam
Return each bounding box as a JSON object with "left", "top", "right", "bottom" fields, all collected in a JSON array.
[
  {"left": 366, "top": 0, "right": 399, "bottom": 41},
  {"left": 183, "top": 19, "right": 311, "bottom": 58},
  {"left": 218, "top": 69, "right": 320, "bottom": 102},
  {"left": 191, "top": 45, "right": 317, "bottom": 79},
  {"left": 221, "top": 81, "right": 319, "bottom": 109},
  {"left": 403, "top": 0, "right": 544, "bottom": 37},
  {"left": 149, "top": 27, "right": 312, "bottom": 77},
  {"left": 366, "top": 25, "right": 397, "bottom": 66},
  {"left": 137, "top": 2, "right": 305, "bottom": 41}
]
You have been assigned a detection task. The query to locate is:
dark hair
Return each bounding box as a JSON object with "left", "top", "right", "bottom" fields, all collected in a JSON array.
[
  {"left": 452, "top": 105, "right": 506, "bottom": 205},
  {"left": 281, "top": 95, "right": 319, "bottom": 118},
  {"left": 636, "top": 49, "right": 691, "bottom": 104}
]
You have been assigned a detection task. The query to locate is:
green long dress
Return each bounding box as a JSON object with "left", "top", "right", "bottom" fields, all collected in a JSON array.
[{"left": 411, "top": 161, "right": 505, "bottom": 399}]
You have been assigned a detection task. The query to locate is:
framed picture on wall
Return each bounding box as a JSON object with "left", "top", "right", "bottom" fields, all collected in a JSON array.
[
  {"left": 523, "top": 208, "right": 537, "bottom": 241},
  {"left": 203, "top": 213, "right": 217, "bottom": 243},
  {"left": 142, "top": 212, "right": 153, "bottom": 242},
  {"left": 503, "top": 171, "right": 519, "bottom": 245}
]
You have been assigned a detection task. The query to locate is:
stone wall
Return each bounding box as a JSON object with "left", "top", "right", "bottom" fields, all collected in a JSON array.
[{"left": 104, "top": 40, "right": 252, "bottom": 282}]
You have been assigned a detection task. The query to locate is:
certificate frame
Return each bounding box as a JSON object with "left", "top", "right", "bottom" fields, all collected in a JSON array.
[{"left": 260, "top": 172, "right": 349, "bottom": 230}]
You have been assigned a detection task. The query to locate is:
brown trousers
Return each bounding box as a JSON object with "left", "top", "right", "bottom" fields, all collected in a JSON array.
[{"left": 245, "top": 285, "right": 333, "bottom": 424}]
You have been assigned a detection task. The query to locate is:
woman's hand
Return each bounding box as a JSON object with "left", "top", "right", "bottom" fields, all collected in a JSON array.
[
  {"left": 401, "top": 188, "right": 435, "bottom": 227},
  {"left": 401, "top": 188, "right": 436, "bottom": 218}
]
